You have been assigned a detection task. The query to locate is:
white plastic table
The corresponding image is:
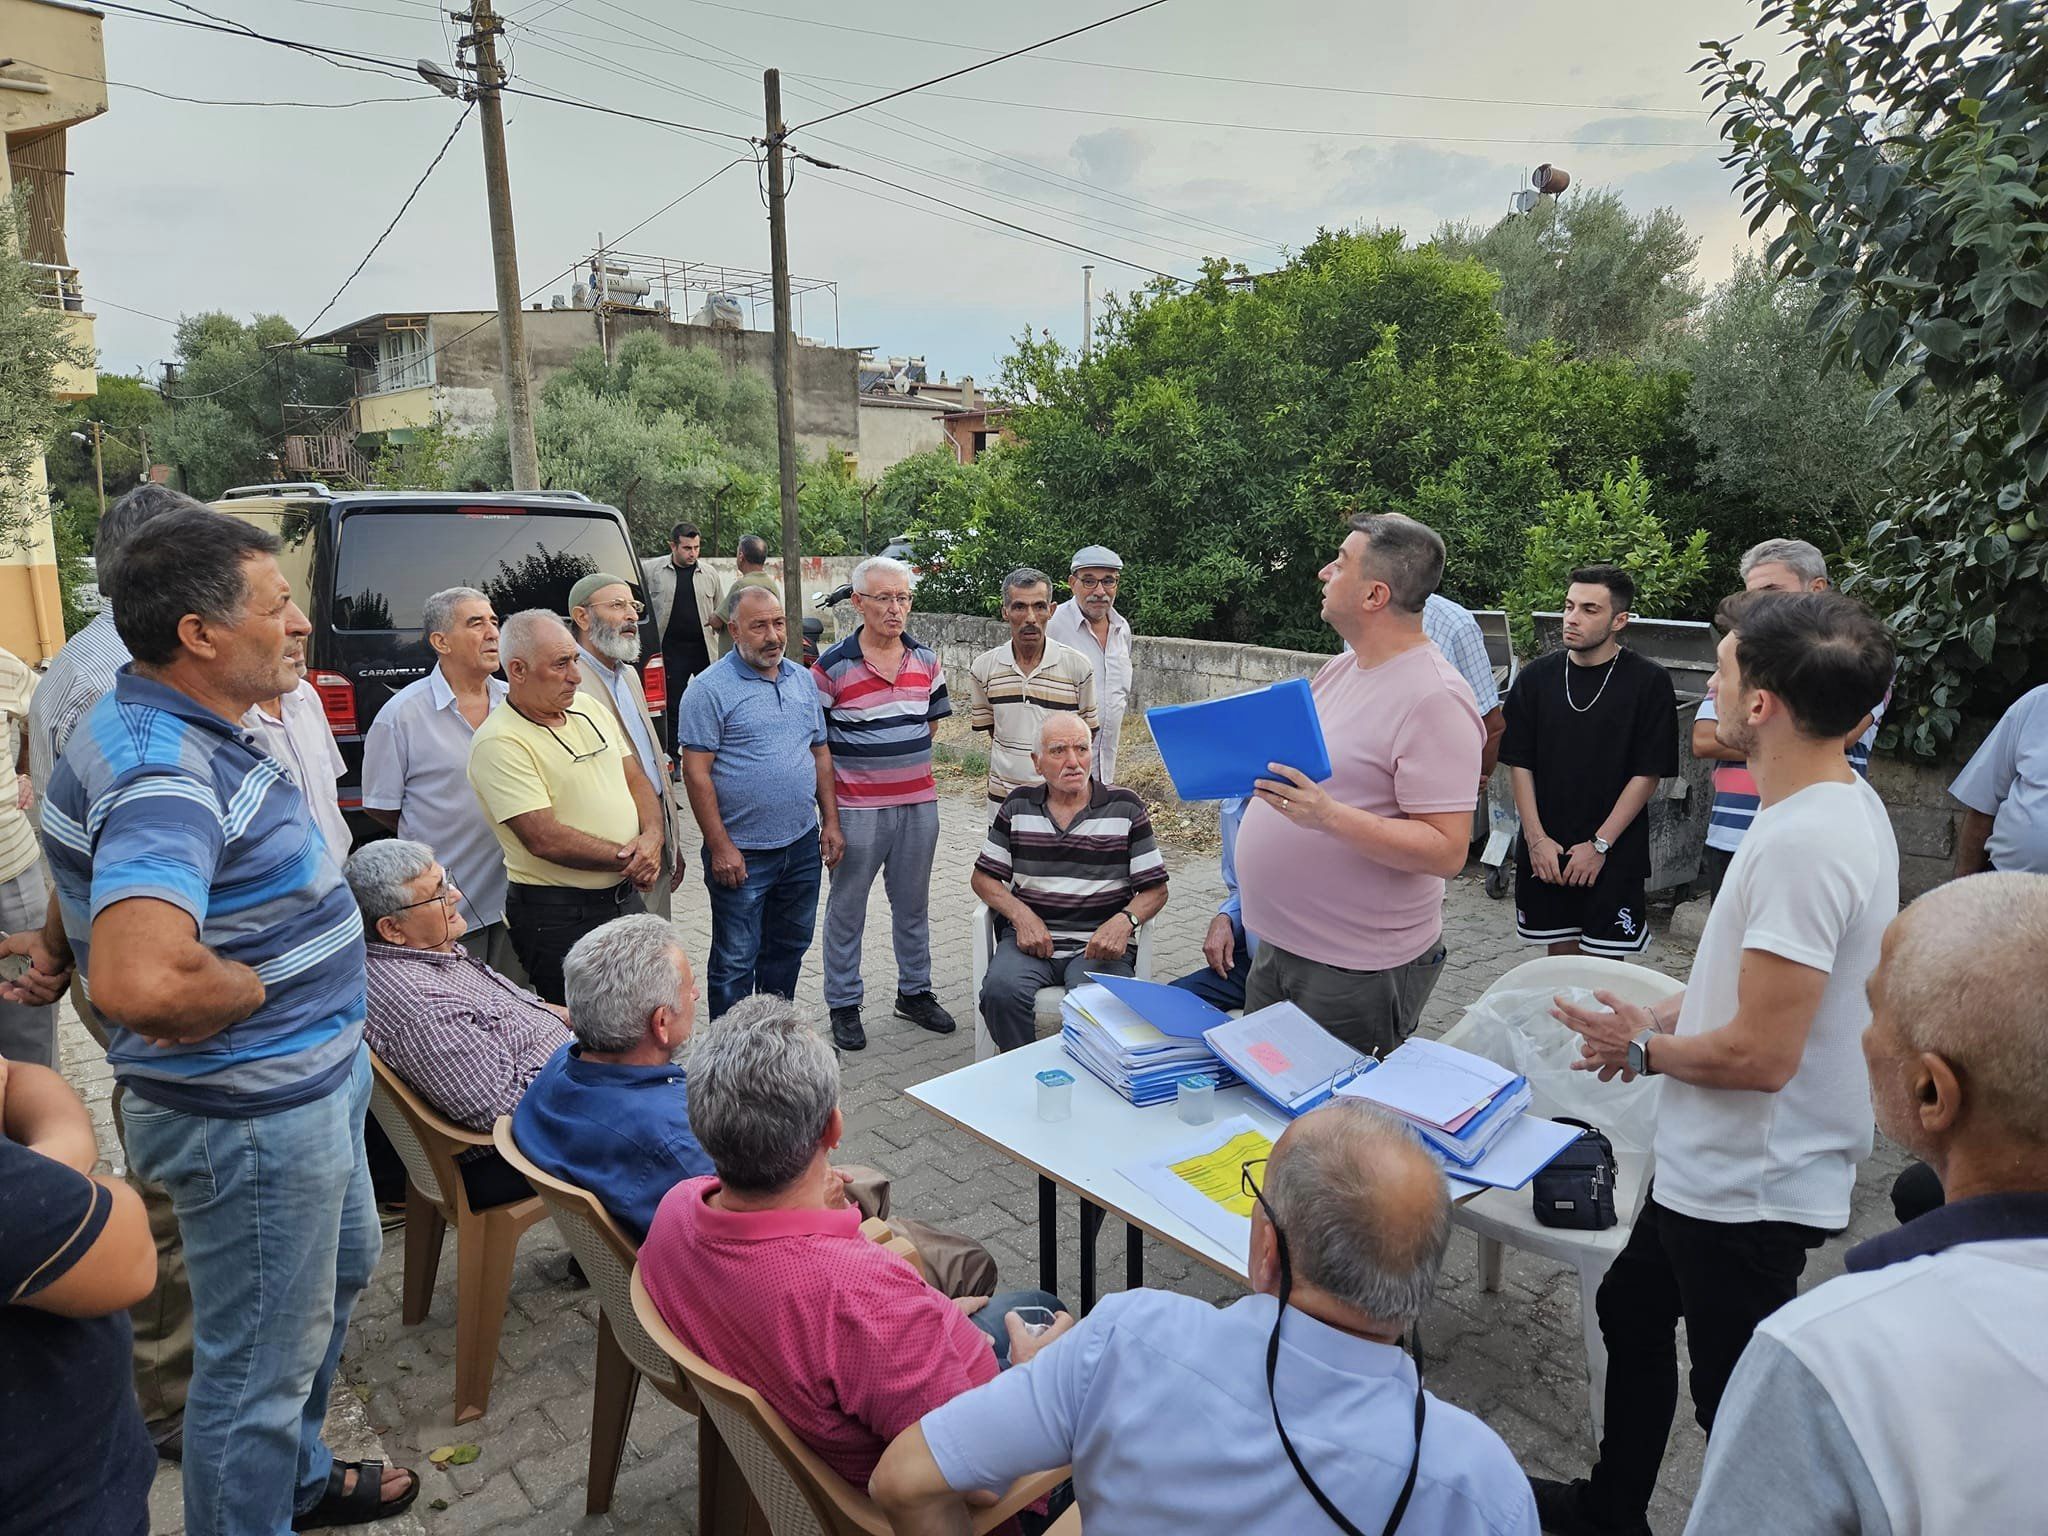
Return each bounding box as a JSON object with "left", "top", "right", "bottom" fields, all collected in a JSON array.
[{"left": 904, "top": 1036, "right": 1293, "bottom": 1309}]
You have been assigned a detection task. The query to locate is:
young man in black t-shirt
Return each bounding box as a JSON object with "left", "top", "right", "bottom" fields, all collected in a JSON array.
[{"left": 1500, "top": 564, "right": 1679, "bottom": 956}]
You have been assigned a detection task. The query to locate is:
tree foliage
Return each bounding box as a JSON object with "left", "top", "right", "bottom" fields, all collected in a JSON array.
[
  {"left": 1702, "top": 0, "right": 2048, "bottom": 757},
  {"left": 152, "top": 313, "right": 351, "bottom": 499},
  {"left": 1678, "top": 253, "right": 1916, "bottom": 567},
  {"left": 907, "top": 231, "right": 1699, "bottom": 650},
  {"left": 1432, "top": 188, "right": 1704, "bottom": 359},
  {"left": 1501, "top": 457, "right": 1712, "bottom": 651},
  {"left": 0, "top": 199, "right": 94, "bottom": 551}
]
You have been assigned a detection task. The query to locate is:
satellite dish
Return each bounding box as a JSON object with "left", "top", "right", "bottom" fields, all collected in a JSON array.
[{"left": 1511, "top": 189, "right": 1542, "bottom": 215}]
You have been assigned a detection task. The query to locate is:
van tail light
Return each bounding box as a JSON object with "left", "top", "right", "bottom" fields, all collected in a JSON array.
[
  {"left": 312, "top": 671, "right": 358, "bottom": 736},
  {"left": 642, "top": 654, "right": 666, "bottom": 715}
]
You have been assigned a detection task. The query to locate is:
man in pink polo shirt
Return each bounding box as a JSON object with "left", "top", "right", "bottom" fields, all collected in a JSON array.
[
  {"left": 1237, "top": 514, "right": 1483, "bottom": 1057},
  {"left": 638, "top": 994, "right": 1071, "bottom": 1492}
]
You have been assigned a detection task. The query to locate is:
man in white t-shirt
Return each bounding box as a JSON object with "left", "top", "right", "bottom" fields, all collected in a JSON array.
[
  {"left": 1684, "top": 872, "right": 2048, "bottom": 1536},
  {"left": 1531, "top": 589, "right": 1900, "bottom": 1536}
]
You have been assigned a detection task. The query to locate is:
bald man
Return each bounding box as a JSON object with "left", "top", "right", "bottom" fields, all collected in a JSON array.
[
  {"left": 872, "top": 1100, "right": 1536, "bottom": 1534},
  {"left": 1685, "top": 874, "right": 2048, "bottom": 1536},
  {"left": 971, "top": 714, "right": 1168, "bottom": 1052}
]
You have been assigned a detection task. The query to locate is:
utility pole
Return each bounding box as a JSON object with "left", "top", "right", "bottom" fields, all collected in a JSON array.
[
  {"left": 467, "top": 0, "right": 541, "bottom": 490},
  {"left": 1082, "top": 264, "right": 1094, "bottom": 359},
  {"left": 89, "top": 421, "right": 105, "bottom": 518},
  {"left": 764, "top": 68, "right": 803, "bottom": 636}
]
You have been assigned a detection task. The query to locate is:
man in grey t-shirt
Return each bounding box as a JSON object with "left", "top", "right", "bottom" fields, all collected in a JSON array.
[{"left": 1950, "top": 681, "right": 2048, "bottom": 876}]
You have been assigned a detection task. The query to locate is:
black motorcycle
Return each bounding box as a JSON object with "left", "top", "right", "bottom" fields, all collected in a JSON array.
[{"left": 801, "top": 581, "right": 855, "bottom": 667}]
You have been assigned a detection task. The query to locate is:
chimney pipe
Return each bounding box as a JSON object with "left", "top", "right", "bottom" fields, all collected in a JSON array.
[{"left": 1081, "top": 264, "right": 1095, "bottom": 359}]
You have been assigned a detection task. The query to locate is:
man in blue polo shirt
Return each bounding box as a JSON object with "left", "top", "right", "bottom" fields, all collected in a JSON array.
[
  {"left": 679, "top": 584, "right": 845, "bottom": 1021},
  {"left": 1, "top": 507, "right": 416, "bottom": 1535}
]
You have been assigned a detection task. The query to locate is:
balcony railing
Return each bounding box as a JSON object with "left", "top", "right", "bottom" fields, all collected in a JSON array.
[{"left": 27, "top": 261, "right": 88, "bottom": 312}]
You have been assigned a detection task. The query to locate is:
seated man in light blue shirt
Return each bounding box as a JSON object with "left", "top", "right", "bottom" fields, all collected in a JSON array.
[
  {"left": 870, "top": 1099, "right": 1537, "bottom": 1536},
  {"left": 1169, "top": 795, "right": 1257, "bottom": 1012}
]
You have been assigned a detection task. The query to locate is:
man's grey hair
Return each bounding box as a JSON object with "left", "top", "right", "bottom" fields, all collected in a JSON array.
[
  {"left": 563, "top": 914, "right": 687, "bottom": 1054},
  {"left": 423, "top": 586, "right": 489, "bottom": 641},
  {"left": 686, "top": 994, "right": 841, "bottom": 1193},
  {"left": 728, "top": 583, "right": 782, "bottom": 623},
  {"left": 499, "top": 608, "right": 570, "bottom": 664},
  {"left": 96, "top": 483, "right": 203, "bottom": 571},
  {"left": 1036, "top": 711, "right": 1091, "bottom": 753},
  {"left": 1002, "top": 566, "right": 1051, "bottom": 607},
  {"left": 343, "top": 838, "right": 437, "bottom": 926},
  {"left": 1264, "top": 1100, "right": 1452, "bottom": 1324},
  {"left": 851, "top": 555, "right": 913, "bottom": 594},
  {"left": 1347, "top": 514, "right": 1445, "bottom": 615},
  {"left": 737, "top": 533, "right": 770, "bottom": 565},
  {"left": 1881, "top": 872, "right": 2048, "bottom": 1142},
  {"left": 1739, "top": 538, "right": 1829, "bottom": 585}
]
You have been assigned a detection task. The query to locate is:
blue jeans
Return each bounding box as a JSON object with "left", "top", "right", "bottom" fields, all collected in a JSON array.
[
  {"left": 703, "top": 826, "right": 823, "bottom": 1021},
  {"left": 966, "top": 1289, "right": 1068, "bottom": 1369},
  {"left": 122, "top": 1047, "right": 381, "bottom": 1536}
]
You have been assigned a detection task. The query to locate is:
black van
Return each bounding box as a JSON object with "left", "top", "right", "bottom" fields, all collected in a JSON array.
[{"left": 212, "top": 484, "right": 662, "bottom": 818}]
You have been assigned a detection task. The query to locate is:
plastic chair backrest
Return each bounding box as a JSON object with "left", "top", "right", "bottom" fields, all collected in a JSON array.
[
  {"left": 491, "top": 1119, "right": 687, "bottom": 1392},
  {"left": 367, "top": 1052, "right": 450, "bottom": 1206},
  {"left": 629, "top": 1269, "right": 882, "bottom": 1536}
]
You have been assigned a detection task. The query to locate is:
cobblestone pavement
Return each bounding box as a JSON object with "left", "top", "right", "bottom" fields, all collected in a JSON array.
[{"left": 63, "top": 778, "right": 1909, "bottom": 1535}]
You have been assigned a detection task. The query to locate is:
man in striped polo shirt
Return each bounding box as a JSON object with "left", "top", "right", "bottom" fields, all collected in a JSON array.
[
  {"left": 2, "top": 508, "right": 416, "bottom": 1533},
  {"left": 967, "top": 567, "right": 1098, "bottom": 815},
  {"left": 812, "top": 556, "right": 957, "bottom": 1052},
  {"left": 971, "top": 713, "right": 1169, "bottom": 1052}
]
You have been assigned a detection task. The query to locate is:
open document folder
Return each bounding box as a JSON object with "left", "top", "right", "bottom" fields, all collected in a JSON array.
[{"left": 1144, "top": 678, "right": 1333, "bottom": 801}]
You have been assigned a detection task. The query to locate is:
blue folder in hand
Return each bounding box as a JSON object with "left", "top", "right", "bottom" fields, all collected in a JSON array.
[{"left": 1144, "top": 677, "right": 1333, "bottom": 802}]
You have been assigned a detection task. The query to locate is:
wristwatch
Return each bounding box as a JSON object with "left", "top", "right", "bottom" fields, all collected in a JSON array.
[
  {"left": 1627, "top": 1028, "right": 1659, "bottom": 1077},
  {"left": 1591, "top": 835, "right": 1612, "bottom": 856},
  {"left": 1119, "top": 910, "right": 1140, "bottom": 935}
]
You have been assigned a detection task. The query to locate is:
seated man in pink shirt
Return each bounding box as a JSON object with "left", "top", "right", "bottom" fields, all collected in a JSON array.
[{"left": 638, "top": 994, "right": 1072, "bottom": 1492}]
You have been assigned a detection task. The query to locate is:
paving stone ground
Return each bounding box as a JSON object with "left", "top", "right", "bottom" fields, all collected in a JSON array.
[{"left": 65, "top": 773, "right": 1908, "bottom": 1535}]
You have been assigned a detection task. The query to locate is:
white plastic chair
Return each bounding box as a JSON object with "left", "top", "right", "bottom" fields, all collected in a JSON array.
[
  {"left": 1435, "top": 954, "right": 1685, "bottom": 1443},
  {"left": 970, "top": 903, "right": 1156, "bottom": 1061}
]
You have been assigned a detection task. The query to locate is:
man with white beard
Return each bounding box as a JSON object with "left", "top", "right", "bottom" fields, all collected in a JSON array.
[{"left": 569, "top": 574, "right": 685, "bottom": 919}]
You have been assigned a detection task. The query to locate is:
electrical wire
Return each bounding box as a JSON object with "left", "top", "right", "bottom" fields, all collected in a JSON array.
[
  {"left": 1, "top": 56, "right": 436, "bottom": 107},
  {"left": 299, "top": 100, "right": 476, "bottom": 337},
  {"left": 594, "top": 0, "right": 1704, "bottom": 116},
  {"left": 789, "top": 74, "right": 1724, "bottom": 149},
  {"left": 167, "top": 102, "right": 478, "bottom": 399},
  {"left": 785, "top": 0, "right": 1174, "bottom": 133},
  {"left": 796, "top": 151, "right": 1188, "bottom": 283}
]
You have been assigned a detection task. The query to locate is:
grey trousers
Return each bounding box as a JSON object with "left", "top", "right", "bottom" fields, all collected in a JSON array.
[
  {"left": 0, "top": 862, "right": 56, "bottom": 1067},
  {"left": 823, "top": 801, "right": 939, "bottom": 1009},
  {"left": 981, "top": 938, "right": 1135, "bottom": 1053},
  {"left": 1244, "top": 935, "right": 1448, "bottom": 1059}
]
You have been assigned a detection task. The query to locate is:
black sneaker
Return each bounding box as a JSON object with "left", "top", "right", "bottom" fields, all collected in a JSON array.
[
  {"left": 1529, "top": 1478, "right": 1650, "bottom": 1536},
  {"left": 894, "top": 991, "right": 957, "bottom": 1034},
  {"left": 830, "top": 1006, "right": 867, "bottom": 1051}
]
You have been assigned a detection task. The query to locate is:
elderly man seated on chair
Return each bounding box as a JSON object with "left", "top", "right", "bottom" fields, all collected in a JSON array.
[
  {"left": 872, "top": 1100, "right": 1538, "bottom": 1535},
  {"left": 346, "top": 839, "right": 572, "bottom": 1209},
  {"left": 972, "top": 712, "right": 1169, "bottom": 1052},
  {"left": 639, "top": 995, "right": 1074, "bottom": 1497}
]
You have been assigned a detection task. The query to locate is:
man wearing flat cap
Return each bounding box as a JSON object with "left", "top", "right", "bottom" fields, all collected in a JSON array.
[
  {"left": 569, "top": 572, "right": 685, "bottom": 918},
  {"left": 1048, "top": 544, "right": 1134, "bottom": 784}
]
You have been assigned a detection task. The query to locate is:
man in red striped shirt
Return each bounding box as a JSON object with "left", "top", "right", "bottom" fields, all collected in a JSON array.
[{"left": 811, "top": 556, "right": 957, "bottom": 1052}]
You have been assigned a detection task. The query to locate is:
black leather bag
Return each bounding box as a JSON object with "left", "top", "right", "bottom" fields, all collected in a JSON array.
[{"left": 1532, "top": 1118, "right": 1618, "bottom": 1230}]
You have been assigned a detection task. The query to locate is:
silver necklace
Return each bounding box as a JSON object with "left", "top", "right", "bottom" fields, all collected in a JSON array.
[{"left": 1564, "top": 651, "right": 1620, "bottom": 714}]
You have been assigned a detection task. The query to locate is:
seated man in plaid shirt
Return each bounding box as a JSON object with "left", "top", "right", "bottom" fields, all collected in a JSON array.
[{"left": 345, "top": 840, "right": 572, "bottom": 1209}]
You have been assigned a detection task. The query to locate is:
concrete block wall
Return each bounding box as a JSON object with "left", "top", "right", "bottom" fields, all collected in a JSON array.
[{"left": 895, "top": 609, "right": 1970, "bottom": 900}]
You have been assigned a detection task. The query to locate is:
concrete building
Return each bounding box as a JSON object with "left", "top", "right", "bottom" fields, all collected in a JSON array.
[
  {"left": 299, "top": 307, "right": 861, "bottom": 466},
  {"left": 854, "top": 356, "right": 986, "bottom": 479},
  {"left": 1, "top": 0, "right": 104, "bottom": 663}
]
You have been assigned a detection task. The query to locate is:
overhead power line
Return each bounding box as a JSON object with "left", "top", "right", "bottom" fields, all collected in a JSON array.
[
  {"left": 1, "top": 56, "right": 435, "bottom": 107},
  {"left": 785, "top": 0, "right": 1175, "bottom": 133},
  {"left": 795, "top": 151, "right": 1188, "bottom": 284}
]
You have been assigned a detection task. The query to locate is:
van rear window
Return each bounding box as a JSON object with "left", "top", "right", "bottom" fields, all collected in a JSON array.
[{"left": 330, "top": 510, "right": 640, "bottom": 629}]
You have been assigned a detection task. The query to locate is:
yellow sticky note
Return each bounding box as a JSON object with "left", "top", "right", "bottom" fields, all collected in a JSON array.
[{"left": 1169, "top": 1128, "right": 1273, "bottom": 1217}]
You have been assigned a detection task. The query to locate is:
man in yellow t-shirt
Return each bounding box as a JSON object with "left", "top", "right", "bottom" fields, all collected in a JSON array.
[{"left": 468, "top": 610, "right": 666, "bottom": 1003}]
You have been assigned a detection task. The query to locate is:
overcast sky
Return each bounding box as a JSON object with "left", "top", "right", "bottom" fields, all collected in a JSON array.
[{"left": 67, "top": 0, "right": 1765, "bottom": 385}]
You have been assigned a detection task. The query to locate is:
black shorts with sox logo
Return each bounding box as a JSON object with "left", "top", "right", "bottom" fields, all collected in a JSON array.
[{"left": 1513, "top": 849, "right": 1651, "bottom": 955}]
